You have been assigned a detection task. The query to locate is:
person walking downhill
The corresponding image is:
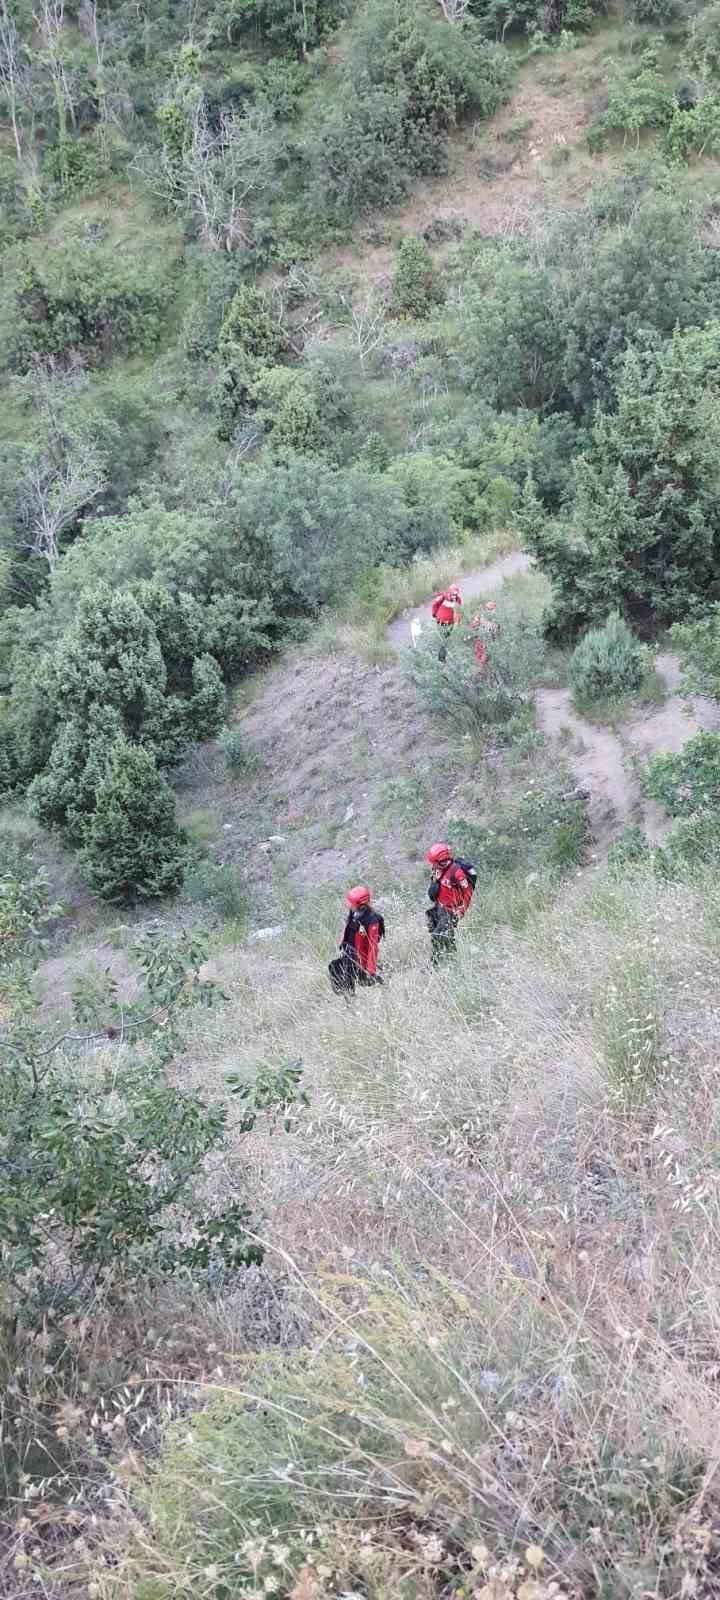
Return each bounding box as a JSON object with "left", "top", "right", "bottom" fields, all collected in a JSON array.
[
  {"left": 430, "top": 582, "right": 462, "bottom": 663},
  {"left": 471, "top": 600, "right": 499, "bottom": 673},
  {"left": 425, "top": 843, "right": 476, "bottom": 965},
  {"left": 329, "top": 885, "right": 385, "bottom": 996}
]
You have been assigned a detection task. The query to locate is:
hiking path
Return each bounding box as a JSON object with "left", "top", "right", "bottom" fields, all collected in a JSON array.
[{"left": 386, "top": 552, "right": 720, "bottom": 855}]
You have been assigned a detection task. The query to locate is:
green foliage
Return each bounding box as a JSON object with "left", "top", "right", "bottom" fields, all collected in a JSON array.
[
  {"left": 682, "top": 2, "right": 720, "bottom": 89},
  {"left": 523, "top": 324, "right": 720, "bottom": 639},
  {"left": 666, "top": 95, "right": 720, "bottom": 162},
  {"left": 406, "top": 616, "right": 545, "bottom": 732},
  {"left": 643, "top": 732, "right": 720, "bottom": 818},
  {"left": 656, "top": 808, "right": 720, "bottom": 874},
  {"left": 592, "top": 57, "right": 675, "bottom": 148},
  {"left": 459, "top": 249, "right": 564, "bottom": 411},
  {"left": 671, "top": 607, "right": 720, "bottom": 701},
  {"left": 80, "top": 738, "right": 189, "bottom": 901},
  {"left": 216, "top": 285, "right": 290, "bottom": 437},
  {"left": 0, "top": 857, "right": 62, "bottom": 967},
  {"left": 453, "top": 781, "right": 588, "bottom": 875},
  {"left": 183, "top": 858, "right": 246, "bottom": 921},
  {"left": 0, "top": 235, "right": 171, "bottom": 371},
  {"left": 390, "top": 235, "right": 445, "bottom": 320},
  {"left": 0, "top": 930, "right": 306, "bottom": 1321},
  {"left": 307, "top": 1, "right": 511, "bottom": 224},
  {"left": 607, "top": 823, "right": 650, "bottom": 871},
  {"left": 569, "top": 612, "right": 647, "bottom": 705},
  {"left": 249, "top": 362, "right": 354, "bottom": 454},
  {"left": 216, "top": 724, "right": 246, "bottom": 772}
]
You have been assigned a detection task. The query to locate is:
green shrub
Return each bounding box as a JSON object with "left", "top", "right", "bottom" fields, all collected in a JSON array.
[
  {"left": 406, "top": 616, "right": 545, "bottom": 732},
  {"left": 390, "top": 235, "right": 445, "bottom": 320},
  {"left": 0, "top": 860, "right": 62, "bottom": 967},
  {"left": 216, "top": 285, "right": 289, "bottom": 436},
  {"left": 607, "top": 824, "right": 650, "bottom": 872},
  {"left": 183, "top": 859, "right": 246, "bottom": 922},
  {"left": 656, "top": 809, "right": 720, "bottom": 874},
  {"left": 666, "top": 96, "right": 720, "bottom": 163},
  {"left": 523, "top": 323, "right": 720, "bottom": 640},
  {"left": 643, "top": 732, "right": 720, "bottom": 818},
  {"left": 80, "top": 739, "right": 189, "bottom": 903},
  {"left": 569, "top": 612, "right": 647, "bottom": 706},
  {"left": 1, "top": 236, "right": 170, "bottom": 371},
  {"left": 217, "top": 725, "right": 245, "bottom": 771},
  {"left": 453, "top": 781, "right": 587, "bottom": 875},
  {"left": 591, "top": 59, "right": 675, "bottom": 149}
]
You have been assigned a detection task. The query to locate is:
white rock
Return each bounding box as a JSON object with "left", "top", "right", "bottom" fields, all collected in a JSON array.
[{"left": 248, "top": 925, "right": 284, "bottom": 943}]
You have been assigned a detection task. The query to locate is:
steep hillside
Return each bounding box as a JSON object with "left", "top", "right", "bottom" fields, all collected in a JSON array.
[{"left": 8, "top": 0, "right": 720, "bottom": 1594}]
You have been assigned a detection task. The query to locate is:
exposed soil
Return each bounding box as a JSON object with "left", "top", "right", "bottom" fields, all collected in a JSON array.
[{"left": 387, "top": 562, "right": 720, "bottom": 857}]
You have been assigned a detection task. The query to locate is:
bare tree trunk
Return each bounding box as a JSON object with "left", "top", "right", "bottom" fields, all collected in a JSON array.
[
  {"left": 543, "top": 0, "right": 564, "bottom": 32},
  {"left": 0, "top": 0, "right": 24, "bottom": 159}
]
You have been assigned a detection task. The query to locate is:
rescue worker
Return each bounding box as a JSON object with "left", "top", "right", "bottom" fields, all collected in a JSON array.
[
  {"left": 329, "top": 885, "right": 385, "bottom": 995},
  {"left": 430, "top": 583, "right": 462, "bottom": 663},
  {"left": 471, "top": 600, "right": 499, "bottom": 673},
  {"left": 425, "top": 843, "right": 476, "bottom": 964}
]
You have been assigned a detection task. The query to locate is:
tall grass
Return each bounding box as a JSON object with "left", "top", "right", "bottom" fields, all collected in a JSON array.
[{"left": 98, "top": 861, "right": 720, "bottom": 1598}]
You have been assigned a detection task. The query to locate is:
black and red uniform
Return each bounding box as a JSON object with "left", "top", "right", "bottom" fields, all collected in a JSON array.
[
  {"left": 329, "top": 904, "right": 385, "bottom": 994},
  {"left": 426, "top": 857, "right": 473, "bottom": 963},
  {"left": 341, "top": 904, "right": 384, "bottom": 980}
]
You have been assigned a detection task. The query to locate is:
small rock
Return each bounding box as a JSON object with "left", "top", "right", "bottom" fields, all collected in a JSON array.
[
  {"left": 223, "top": 824, "right": 233, "bottom": 831},
  {"left": 342, "top": 804, "right": 355, "bottom": 824},
  {"left": 479, "top": 1369, "right": 501, "bottom": 1392},
  {"left": 267, "top": 835, "right": 286, "bottom": 844},
  {"left": 248, "top": 925, "right": 284, "bottom": 944}
]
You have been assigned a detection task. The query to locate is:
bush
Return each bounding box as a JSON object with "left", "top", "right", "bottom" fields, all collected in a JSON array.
[
  {"left": 80, "top": 739, "right": 189, "bottom": 903},
  {"left": 453, "top": 781, "right": 588, "bottom": 875},
  {"left": 406, "top": 615, "right": 545, "bottom": 732},
  {"left": 390, "top": 235, "right": 445, "bottom": 319},
  {"left": 643, "top": 731, "right": 720, "bottom": 818},
  {"left": 569, "top": 612, "right": 647, "bottom": 705},
  {"left": 523, "top": 324, "right": 720, "bottom": 639},
  {"left": 216, "top": 725, "right": 245, "bottom": 771},
  {"left": 607, "top": 823, "right": 650, "bottom": 872},
  {"left": 592, "top": 58, "right": 675, "bottom": 148},
  {"left": 666, "top": 96, "right": 720, "bottom": 162},
  {"left": 215, "top": 285, "right": 290, "bottom": 436},
  {"left": 183, "top": 859, "right": 246, "bottom": 921},
  {"left": 656, "top": 808, "right": 720, "bottom": 874},
  {"left": 0, "top": 235, "right": 171, "bottom": 371},
  {"left": 0, "top": 859, "right": 62, "bottom": 966}
]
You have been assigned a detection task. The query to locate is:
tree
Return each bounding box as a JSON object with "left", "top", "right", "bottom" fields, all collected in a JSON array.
[
  {"left": 0, "top": 917, "right": 308, "bottom": 1322},
  {"left": 390, "top": 235, "right": 445, "bottom": 320},
  {"left": 80, "top": 738, "right": 189, "bottom": 900},
  {"left": 0, "top": 0, "right": 26, "bottom": 160},
  {"left": 33, "top": 0, "right": 77, "bottom": 189},
  {"left": 460, "top": 248, "right": 564, "bottom": 411},
  {"left": 523, "top": 325, "right": 720, "bottom": 639}
]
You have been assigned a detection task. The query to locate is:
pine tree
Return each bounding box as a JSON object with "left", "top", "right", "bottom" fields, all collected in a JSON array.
[{"left": 81, "top": 739, "right": 188, "bottom": 903}]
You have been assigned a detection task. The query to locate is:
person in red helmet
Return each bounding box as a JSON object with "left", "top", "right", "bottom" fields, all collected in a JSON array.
[
  {"left": 471, "top": 601, "right": 499, "bottom": 673},
  {"left": 430, "top": 582, "right": 462, "bottom": 663},
  {"left": 329, "top": 885, "right": 385, "bottom": 995},
  {"left": 425, "top": 842, "right": 476, "bottom": 964}
]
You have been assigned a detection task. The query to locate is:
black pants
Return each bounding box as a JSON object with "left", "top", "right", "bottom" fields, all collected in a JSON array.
[
  {"left": 426, "top": 904, "right": 458, "bottom": 964},
  {"left": 437, "top": 622, "right": 453, "bottom": 663},
  {"left": 328, "top": 954, "right": 382, "bottom": 995}
]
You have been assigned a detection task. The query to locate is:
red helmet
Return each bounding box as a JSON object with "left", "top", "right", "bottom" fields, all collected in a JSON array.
[
  {"left": 346, "top": 884, "right": 371, "bottom": 908},
  {"left": 447, "top": 583, "right": 462, "bottom": 601},
  {"left": 426, "top": 842, "right": 452, "bottom": 867}
]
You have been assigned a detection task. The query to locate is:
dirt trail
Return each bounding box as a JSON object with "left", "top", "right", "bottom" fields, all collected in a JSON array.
[{"left": 388, "top": 561, "right": 720, "bottom": 856}]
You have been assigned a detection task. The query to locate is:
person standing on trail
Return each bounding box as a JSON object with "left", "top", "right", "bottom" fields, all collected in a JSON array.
[
  {"left": 430, "top": 583, "right": 462, "bottom": 663},
  {"left": 425, "top": 843, "right": 476, "bottom": 964},
  {"left": 471, "top": 600, "right": 499, "bottom": 673},
  {"left": 329, "top": 885, "right": 385, "bottom": 995}
]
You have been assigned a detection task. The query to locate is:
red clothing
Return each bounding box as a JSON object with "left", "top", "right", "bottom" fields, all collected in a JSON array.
[
  {"left": 341, "top": 908, "right": 384, "bottom": 976},
  {"left": 431, "top": 590, "right": 462, "bottom": 627},
  {"left": 436, "top": 862, "right": 473, "bottom": 919},
  {"left": 474, "top": 638, "right": 489, "bottom": 671}
]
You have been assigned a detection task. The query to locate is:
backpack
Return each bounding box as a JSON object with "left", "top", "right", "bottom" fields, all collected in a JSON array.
[{"left": 454, "top": 856, "right": 477, "bottom": 894}]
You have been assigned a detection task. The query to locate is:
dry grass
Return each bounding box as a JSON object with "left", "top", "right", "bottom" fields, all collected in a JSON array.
[{"left": 78, "top": 861, "right": 720, "bottom": 1597}]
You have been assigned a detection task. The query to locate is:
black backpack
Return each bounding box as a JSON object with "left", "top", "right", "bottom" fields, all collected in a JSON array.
[{"left": 454, "top": 856, "right": 477, "bottom": 893}]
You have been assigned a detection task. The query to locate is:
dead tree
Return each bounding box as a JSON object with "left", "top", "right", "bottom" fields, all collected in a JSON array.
[{"left": 0, "top": 0, "right": 25, "bottom": 159}]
